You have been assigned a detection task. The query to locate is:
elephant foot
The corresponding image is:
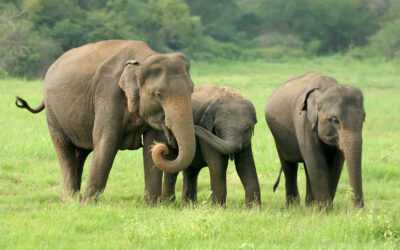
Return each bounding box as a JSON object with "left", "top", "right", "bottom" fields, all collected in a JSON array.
[
  {"left": 80, "top": 187, "right": 103, "bottom": 205},
  {"left": 245, "top": 200, "right": 261, "bottom": 210},
  {"left": 144, "top": 192, "right": 161, "bottom": 206},
  {"left": 306, "top": 199, "right": 333, "bottom": 211},
  {"left": 286, "top": 195, "right": 300, "bottom": 208},
  {"left": 245, "top": 191, "right": 261, "bottom": 209},
  {"left": 61, "top": 191, "right": 81, "bottom": 203},
  {"left": 209, "top": 193, "right": 226, "bottom": 208},
  {"left": 182, "top": 199, "right": 198, "bottom": 208},
  {"left": 161, "top": 193, "right": 176, "bottom": 203},
  {"left": 353, "top": 198, "right": 364, "bottom": 209}
]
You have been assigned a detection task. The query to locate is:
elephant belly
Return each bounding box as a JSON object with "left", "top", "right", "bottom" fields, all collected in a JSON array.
[
  {"left": 268, "top": 119, "right": 303, "bottom": 162},
  {"left": 276, "top": 139, "right": 303, "bottom": 163},
  {"left": 45, "top": 93, "right": 95, "bottom": 149},
  {"left": 119, "top": 131, "right": 143, "bottom": 150}
]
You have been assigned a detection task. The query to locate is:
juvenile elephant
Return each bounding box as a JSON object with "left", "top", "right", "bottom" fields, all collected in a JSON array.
[
  {"left": 265, "top": 73, "right": 365, "bottom": 208},
  {"left": 143, "top": 86, "right": 261, "bottom": 207},
  {"left": 15, "top": 40, "right": 196, "bottom": 203}
]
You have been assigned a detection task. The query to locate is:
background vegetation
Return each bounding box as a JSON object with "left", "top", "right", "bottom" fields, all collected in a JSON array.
[
  {"left": 1, "top": 59, "right": 400, "bottom": 249},
  {"left": 1, "top": 0, "right": 400, "bottom": 77}
]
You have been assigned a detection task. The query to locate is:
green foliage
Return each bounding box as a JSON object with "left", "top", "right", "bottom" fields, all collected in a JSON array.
[
  {"left": 347, "top": 18, "right": 400, "bottom": 60},
  {"left": 142, "top": 0, "right": 204, "bottom": 51},
  {"left": 257, "top": 0, "right": 380, "bottom": 53},
  {"left": 189, "top": 37, "right": 242, "bottom": 60},
  {"left": 367, "top": 19, "right": 400, "bottom": 59},
  {"left": 1, "top": 0, "right": 400, "bottom": 77},
  {"left": 0, "top": 3, "right": 61, "bottom": 77},
  {"left": 186, "top": 0, "right": 241, "bottom": 42}
]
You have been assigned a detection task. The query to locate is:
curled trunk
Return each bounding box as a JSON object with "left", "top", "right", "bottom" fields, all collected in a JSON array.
[
  {"left": 195, "top": 125, "right": 240, "bottom": 154},
  {"left": 340, "top": 129, "right": 364, "bottom": 208},
  {"left": 151, "top": 96, "right": 196, "bottom": 173}
]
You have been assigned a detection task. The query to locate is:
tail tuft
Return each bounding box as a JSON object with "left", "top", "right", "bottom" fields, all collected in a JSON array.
[
  {"left": 15, "top": 96, "right": 28, "bottom": 109},
  {"left": 15, "top": 96, "right": 45, "bottom": 113}
]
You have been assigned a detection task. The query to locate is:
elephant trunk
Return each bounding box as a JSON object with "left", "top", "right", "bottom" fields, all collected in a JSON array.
[
  {"left": 194, "top": 125, "right": 240, "bottom": 154},
  {"left": 151, "top": 96, "right": 196, "bottom": 174},
  {"left": 339, "top": 129, "right": 364, "bottom": 208}
]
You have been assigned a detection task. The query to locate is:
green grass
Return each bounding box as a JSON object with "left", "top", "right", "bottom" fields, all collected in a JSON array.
[{"left": 1, "top": 57, "right": 399, "bottom": 249}]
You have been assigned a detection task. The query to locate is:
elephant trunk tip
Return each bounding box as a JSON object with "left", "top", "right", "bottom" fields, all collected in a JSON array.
[{"left": 150, "top": 142, "right": 170, "bottom": 162}]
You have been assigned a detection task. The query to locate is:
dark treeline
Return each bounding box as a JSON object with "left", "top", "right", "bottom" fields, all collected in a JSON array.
[{"left": 1, "top": 0, "right": 400, "bottom": 77}]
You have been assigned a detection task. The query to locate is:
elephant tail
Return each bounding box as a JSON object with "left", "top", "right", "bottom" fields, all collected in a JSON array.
[
  {"left": 15, "top": 96, "right": 45, "bottom": 114},
  {"left": 273, "top": 167, "right": 283, "bottom": 192}
]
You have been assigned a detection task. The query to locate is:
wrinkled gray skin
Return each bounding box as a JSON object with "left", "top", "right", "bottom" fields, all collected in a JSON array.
[
  {"left": 266, "top": 73, "right": 365, "bottom": 208},
  {"left": 15, "top": 40, "right": 196, "bottom": 203},
  {"left": 143, "top": 86, "right": 261, "bottom": 207}
]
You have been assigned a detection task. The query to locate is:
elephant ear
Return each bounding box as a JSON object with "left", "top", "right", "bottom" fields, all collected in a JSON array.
[
  {"left": 300, "top": 87, "right": 320, "bottom": 131},
  {"left": 199, "top": 99, "right": 220, "bottom": 131},
  {"left": 118, "top": 60, "right": 140, "bottom": 113}
]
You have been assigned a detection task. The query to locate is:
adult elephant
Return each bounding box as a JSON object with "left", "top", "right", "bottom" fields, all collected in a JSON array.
[
  {"left": 265, "top": 73, "right": 365, "bottom": 208},
  {"left": 15, "top": 40, "right": 196, "bottom": 203},
  {"left": 143, "top": 86, "right": 261, "bottom": 207}
]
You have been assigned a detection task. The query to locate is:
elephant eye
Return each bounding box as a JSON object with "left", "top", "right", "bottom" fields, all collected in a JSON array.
[
  {"left": 153, "top": 90, "right": 162, "bottom": 98},
  {"left": 328, "top": 116, "right": 339, "bottom": 124}
]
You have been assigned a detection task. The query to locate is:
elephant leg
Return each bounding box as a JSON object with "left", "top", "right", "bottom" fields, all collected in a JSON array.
[
  {"left": 142, "top": 130, "right": 163, "bottom": 205},
  {"left": 49, "top": 128, "right": 86, "bottom": 200},
  {"left": 303, "top": 160, "right": 331, "bottom": 207},
  {"left": 182, "top": 167, "right": 201, "bottom": 203},
  {"left": 304, "top": 164, "right": 313, "bottom": 206},
  {"left": 162, "top": 172, "right": 178, "bottom": 202},
  {"left": 75, "top": 148, "right": 91, "bottom": 190},
  {"left": 234, "top": 145, "right": 261, "bottom": 208},
  {"left": 82, "top": 133, "right": 119, "bottom": 202},
  {"left": 200, "top": 141, "right": 228, "bottom": 206},
  {"left": 282, "top": 161, "right": 300, "bottom": 206},
  {"left": 329, "top": 151, "right": 344, "bottom": 200}
]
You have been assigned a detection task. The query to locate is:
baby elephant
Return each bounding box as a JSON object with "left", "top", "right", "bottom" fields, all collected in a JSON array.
[
  {"left": 143, "top": 86, "right": 261, "bottom": 207},
  {"left": 266, "top": 73, "right": 365, "bottom": 208}
]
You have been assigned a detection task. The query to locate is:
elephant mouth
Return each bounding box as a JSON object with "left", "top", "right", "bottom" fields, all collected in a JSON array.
[
  {"left": 161, "top": 123, "right": 177, "bottom": 149},
  {"left": 321, "top": 135, "right": 338, "bottom": 146}
]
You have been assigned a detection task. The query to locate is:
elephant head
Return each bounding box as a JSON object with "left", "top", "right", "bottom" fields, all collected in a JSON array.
[
  {"left": 195, "top": 97, "right": 257, "bottom": 155},
  {"left": 118, "top": 53, "right": 195, "bottom": 173},
  {"left": 302, "top": 85, "right": 366, "bottom": 207}
]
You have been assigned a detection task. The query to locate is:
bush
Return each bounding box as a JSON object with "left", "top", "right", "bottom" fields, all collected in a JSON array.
[
  {"left": 257, "top": 0, "right": 380, "bottom": 53},
  {"left": 368, "top": 19, "right": 400, "bottom": 59},
  {"left": 189, "top": 37, "right": 242, "bottom": 60},
  {"left": 0, "top": 4, "right": 62, "bottom": 77},
  {"left": 241, "top": 46, "right": 308, "bottom": 61},
  {"left": 0, "top": 67, "right": 8, "bottom": 79},
  {"left": 253, "top": 33, "right": 304, "bottom": 49}
]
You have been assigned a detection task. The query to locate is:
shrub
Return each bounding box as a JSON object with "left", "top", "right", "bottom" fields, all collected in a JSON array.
[
  {"left": 368, "top": 19, "right": 400, "bottom": 59},
  {"left": 257, "top": 0, "right": 380, "bottom": 53},
  {"left": 0, "top": 4, "right": 61, "bottom": 77},
  {"left": 241, "top": 46, "right": 307, "bottom": 61},
  {"left": 253, "top": 33, "right": 304, "bottom": 49},
  {"left": 189, "top": 37, "right": 242, "bottom": 61}
]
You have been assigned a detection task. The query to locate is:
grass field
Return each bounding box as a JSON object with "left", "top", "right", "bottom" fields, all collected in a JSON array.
[{"left": 0, "top": 57, "right": 399, "bottom": 249}]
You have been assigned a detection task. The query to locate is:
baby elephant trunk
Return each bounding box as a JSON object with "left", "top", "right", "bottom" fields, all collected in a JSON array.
[{"left": 194, "top": 126, "right": 241, "bottom": 154}]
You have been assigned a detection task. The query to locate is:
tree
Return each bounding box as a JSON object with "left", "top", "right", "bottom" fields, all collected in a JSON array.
[
  {"left": 186, "top": 0, "right": 242, "bottom": 42},
  {"left": 257, "top": 0, "right": 380, "bottom": 53},
  {"left": 0, "top": 4, "right": 61, "bottom": 77}
]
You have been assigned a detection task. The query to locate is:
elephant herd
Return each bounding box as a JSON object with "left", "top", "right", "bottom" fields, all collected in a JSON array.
[{"left": 15, "top": 40, "right": 365, "bottom": 209}]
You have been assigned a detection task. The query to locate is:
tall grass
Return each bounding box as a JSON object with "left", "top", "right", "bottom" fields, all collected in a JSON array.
[{"left": 0, "top": 57, "right": 399, "bottom": 249}]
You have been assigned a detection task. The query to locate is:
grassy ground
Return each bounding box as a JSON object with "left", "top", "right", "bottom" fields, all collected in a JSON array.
[{"left": 0, "top": 57, "right": 399, "bottom": 249}]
